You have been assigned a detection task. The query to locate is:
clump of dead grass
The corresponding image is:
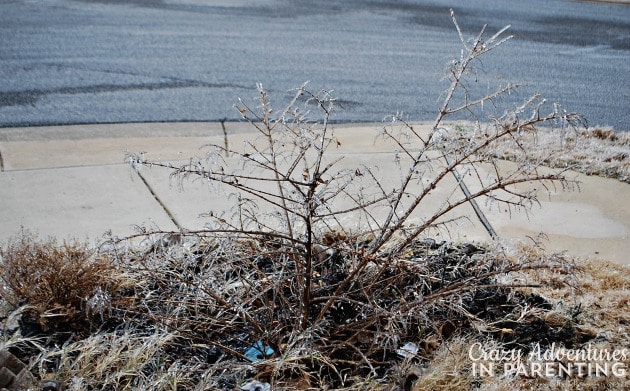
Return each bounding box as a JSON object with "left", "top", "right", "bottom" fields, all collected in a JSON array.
[
  {"left": 0, "top": 232, "right": 120, "bottom": 336},
  {"left": 409, "top": 336, "right": 477, "bottom": 391},
  {"left": 568, "top": 259, "right": 630, "bottom": 347},
  {"left": 33, "top": 327, "right": 231, "bottom": 390}
]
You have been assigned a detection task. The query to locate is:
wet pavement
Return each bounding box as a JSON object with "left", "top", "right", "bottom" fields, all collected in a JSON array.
[{"left": 1, "top": 0, "right": 629, "bottom": 129}]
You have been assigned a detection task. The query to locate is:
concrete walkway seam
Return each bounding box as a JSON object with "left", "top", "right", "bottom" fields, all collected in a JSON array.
[
  {"left": 135, "top": 170, "right": 183, "bottom": 231},
  {"left": 220, "top": 119, "right": 229, "bottom": 156}
]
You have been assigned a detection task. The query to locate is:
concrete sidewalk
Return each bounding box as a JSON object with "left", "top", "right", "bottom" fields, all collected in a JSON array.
[{"left": 1, "top": 122, "right": 628, "bottom": 264}]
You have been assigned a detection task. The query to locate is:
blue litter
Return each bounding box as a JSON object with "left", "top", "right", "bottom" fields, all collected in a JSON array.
[{"left": 244, "top": 340, "right": 274, "bottom": 362}]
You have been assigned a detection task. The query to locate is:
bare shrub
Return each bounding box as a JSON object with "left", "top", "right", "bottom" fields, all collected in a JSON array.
[{"left": 126, "top": 9, "right": 583, "bottom": 334}]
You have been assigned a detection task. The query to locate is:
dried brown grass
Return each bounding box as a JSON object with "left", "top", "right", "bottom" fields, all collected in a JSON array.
[{"left": 0, "top": 232, "right": 121, "bottom": 335}]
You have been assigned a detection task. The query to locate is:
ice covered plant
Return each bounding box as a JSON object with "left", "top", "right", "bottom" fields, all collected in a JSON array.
[
  {"left": 127, "top": 84, "right": 395, "bottom": 330},
  {"left": 120, "top": 11, "right": 585, "bottom": 386}
]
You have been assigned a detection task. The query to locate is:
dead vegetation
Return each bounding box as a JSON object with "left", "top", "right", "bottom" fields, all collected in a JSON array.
[
  {"left": 411, "top": 244, "right": 630, "bottom": 391},
  {"left": 0, "top": 234, "right": 627, "bottom": 390},
  {"left": 1, "top": 10, "right": 628, "bottom": 391},
  {"left": 0, "top": 232, "right": 120, "bottom": 337},
  {"left": 457, "top": 124, "right": 630, "bottom": 184}
]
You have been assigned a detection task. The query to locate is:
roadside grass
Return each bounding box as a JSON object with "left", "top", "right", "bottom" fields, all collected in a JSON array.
[{"left": 454, "top": 124, "right": 629, "bottom": 184}]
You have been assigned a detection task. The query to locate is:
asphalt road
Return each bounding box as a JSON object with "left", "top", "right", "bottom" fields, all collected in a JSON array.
[{"left": 1, "top": 0, "right": 629, "bottom": 130}]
